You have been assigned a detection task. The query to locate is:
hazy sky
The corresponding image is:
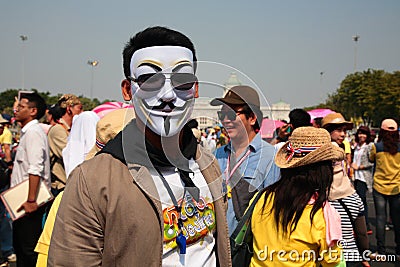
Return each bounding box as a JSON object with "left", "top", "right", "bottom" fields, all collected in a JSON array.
[{"left": 1, "top": 1, "right": 399, "bottom": 108}]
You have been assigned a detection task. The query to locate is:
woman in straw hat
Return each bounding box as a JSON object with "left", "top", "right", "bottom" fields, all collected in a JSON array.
[
  {"left": 250, "top": 127, "right": 344, "bottom": 266},
  {"left": 324, "top": 122, "right": 369, "bottom": 266}
]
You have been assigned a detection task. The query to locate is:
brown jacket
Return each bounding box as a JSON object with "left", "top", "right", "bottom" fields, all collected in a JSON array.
[
  {"left": 47, "top": 120, "right": 69, "bottom": 189},
  {"left": 48, "top": 146, "right": 231, "bottom": 266}
]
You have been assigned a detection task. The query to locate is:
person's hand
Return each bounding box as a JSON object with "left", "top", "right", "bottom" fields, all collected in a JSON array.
[
  {"left": 17, "top": 201, "right": 38, "bottom": 214},
  {"left": 278, "top": 124, "right": 292, "bottom": 140},
  {"left": 351, "top": 162, "right": 358, "bottom": 170},
  {"left": 13, "top": 96, "right": 19, "bottom": 114}
]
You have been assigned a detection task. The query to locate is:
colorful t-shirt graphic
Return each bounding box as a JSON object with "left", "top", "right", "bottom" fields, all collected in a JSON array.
[
  {"left": 150, "top": 160, "right": 217, "bottom": 267},
  {"left": 163, "top": 192, "right": 216, "bottom": 250}
]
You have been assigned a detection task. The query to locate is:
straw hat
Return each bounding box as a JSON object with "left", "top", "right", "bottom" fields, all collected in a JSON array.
[
  {"left": 0, "top": 114, "right": 9, "bottom": 124},
  {"left": 85, "top": 108, "right": 135, "bottom": 160},
  {"left": 275, "top": 127, "right": 345, "bottom": 168},
  {"left": 58, "top": 94, "right": 81, "bottom": 108},
  {"left": 321, "top": 112, "right": 353, "bottom": 130}
]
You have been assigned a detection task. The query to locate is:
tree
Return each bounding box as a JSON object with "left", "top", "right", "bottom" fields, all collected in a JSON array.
[{"left": 325, "top": 69, "right": 400, "bottom": 127}]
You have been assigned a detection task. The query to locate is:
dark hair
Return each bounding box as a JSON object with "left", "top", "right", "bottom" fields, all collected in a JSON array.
[
  {"left": 378, "top": 129, "right": 399, "bottom": 155},
  {"left": 289, "top": 109, "right": 312, "bottom": 129},
  {"left": 313, "top": 117, "right": 323, "bottom": 128},
  {"left": 122, "top": 26, "right": 197, "bottom": 79},
  {"left": 242, "top": 104, "right": 263, "bottom": 131},
  {"left": 261, "top": 160, "right": 333, "bottom": 236},
  {"left": 355, "top": 126, "right": 371, "bottom": 144},
  {"left": 47, "top": 104, "right": 64, "bottom": 122},
  {"left": 20, "top": 92, "right": 47, "bottom": 120},
  {"left": 186, "top": 119, "right": 199, "bottom": 129}
]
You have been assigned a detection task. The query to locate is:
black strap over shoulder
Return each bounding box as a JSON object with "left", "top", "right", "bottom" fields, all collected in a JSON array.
[
  {"left": 338, "top": 198, "right": 355, "bottom": 228},
  {"left": 231, "top": 191, "right": 263, "bottom": 240}
]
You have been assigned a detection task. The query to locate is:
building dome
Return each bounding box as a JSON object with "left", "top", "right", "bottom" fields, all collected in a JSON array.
[{"left": 223, "top": 72, "right": 242, "bottom": 90}]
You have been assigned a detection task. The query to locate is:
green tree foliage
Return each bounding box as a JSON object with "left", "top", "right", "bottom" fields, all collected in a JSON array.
[{"left": 326, "top": 69, "right": 400, "bottom": 127}]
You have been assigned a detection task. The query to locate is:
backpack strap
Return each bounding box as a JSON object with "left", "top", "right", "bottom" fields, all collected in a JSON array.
[
  {"left": 231, "top": 191, "right": 263, "bottom": 240},
  {"left": 337, "top": 198, "right": 355, "bottom": 229}
]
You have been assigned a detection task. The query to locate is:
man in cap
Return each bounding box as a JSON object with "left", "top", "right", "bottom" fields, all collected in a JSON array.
[
  {"left": 211, "top": 85, "right": 279, "bottom": 234},
  {"left": 48, "top": 26, "right": 230, "bottom": 266}
]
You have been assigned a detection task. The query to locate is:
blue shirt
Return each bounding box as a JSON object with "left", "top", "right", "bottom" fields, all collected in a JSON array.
[{"left": 214, "top": 133, "right": 280, "bottom": 234}]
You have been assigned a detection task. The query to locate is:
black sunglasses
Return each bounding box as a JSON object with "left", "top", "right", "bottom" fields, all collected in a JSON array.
[
  {"left": 217, "top": 110, "right": 247, "bottom": 121},
  {"left": 129, "top": 73, "right": 197, "bottom": 92}
]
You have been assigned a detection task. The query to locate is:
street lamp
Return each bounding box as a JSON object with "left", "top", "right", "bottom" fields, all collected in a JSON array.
[
  {"left": 20, "top": 35, "right": 28, "bottom": 89},
  {"left": 352, "top": 34, "right": 360, "bottom": 72},
  {"left": 87, "top": 60, "right": 99, "bottom": 99}
]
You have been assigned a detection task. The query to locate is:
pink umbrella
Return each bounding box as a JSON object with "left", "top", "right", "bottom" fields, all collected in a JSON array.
[
  {"left": 260, "top": 118, "right": 285, "bottom": 139},
  {"left": 92, "top": 102, "right": 133, "bottom": 118},
  {"left": 307, "top": 108, "right": 334, "bottom": 122}
]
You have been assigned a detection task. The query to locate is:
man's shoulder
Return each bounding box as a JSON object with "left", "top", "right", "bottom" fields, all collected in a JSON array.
[
  {"left": 258, "top": 138, "right": 276, "bottom": 155},
  {"left": 48, "top": 124, "right": 66, "bottom": 136},
  {"left": 214, "top": 144, "right": 229, "bottom": 158},
  {"left": 25, "top": 122, "right": 47, "bottom": 137},
  {"left": 70, "top": 153, "right": 128, "bottom": 185}
]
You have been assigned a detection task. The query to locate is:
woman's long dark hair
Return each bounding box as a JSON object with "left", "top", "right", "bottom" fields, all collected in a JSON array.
[
  {"left": 261, "top": 160, "right": 334, "bottom": 237},
  {"left": 378, "top": 129, "right": 399, "bottom": 155}
]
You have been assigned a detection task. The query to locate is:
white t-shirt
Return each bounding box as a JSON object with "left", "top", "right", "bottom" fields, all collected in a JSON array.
[
  {"left": 150, "top": 159, "right": 216, "bottom": 267},
  {"left": 353, "top": 143, "right": 367, "bottom": 183}
]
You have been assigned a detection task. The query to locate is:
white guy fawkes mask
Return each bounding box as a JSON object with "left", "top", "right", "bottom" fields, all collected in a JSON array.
[{"left": 130, "top": 46, "right": 197, "bottom": 137}]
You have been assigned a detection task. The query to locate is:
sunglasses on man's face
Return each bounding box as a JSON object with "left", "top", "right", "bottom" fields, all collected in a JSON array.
[
  {"left": 217, "top": 110, "right": 247, "bottom": 121},
  {"left": 129, "top": 72, "right": 197, "bottom": 92}
]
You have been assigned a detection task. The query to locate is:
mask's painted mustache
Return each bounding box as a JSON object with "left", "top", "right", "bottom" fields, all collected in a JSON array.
[
  {"left": 152, "top": 101, "right": 175, "bottom": 110},
  {"left": 142, "top": 99, "right": 191, "bottom": 111}
]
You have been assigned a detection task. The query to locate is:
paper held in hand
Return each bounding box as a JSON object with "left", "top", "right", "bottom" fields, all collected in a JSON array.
[{"left": 0, "top": 179, "right": 53, "bottom": 221}]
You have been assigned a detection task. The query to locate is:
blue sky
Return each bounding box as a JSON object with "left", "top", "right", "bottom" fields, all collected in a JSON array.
[{"left": 1, "top": 1, "right": 399, "bottom": 108}]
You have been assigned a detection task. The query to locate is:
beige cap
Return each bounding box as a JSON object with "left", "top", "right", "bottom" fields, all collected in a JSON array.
[
  {"left": 85, "top": 108, "right": 135, "bottom": 160},
  {"left": 381, "top": 119, "right": 398, "bottom": 131}
]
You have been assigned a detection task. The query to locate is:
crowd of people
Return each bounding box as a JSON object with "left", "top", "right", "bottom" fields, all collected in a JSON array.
[{"left": 0, "top": 26, "right": 398, "bottom": 267}]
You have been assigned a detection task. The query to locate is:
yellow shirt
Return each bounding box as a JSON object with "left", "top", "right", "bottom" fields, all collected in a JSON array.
[
  {"left": 250, "top": 193, "right": 341, "bottom": 267},
  {"left": 370, "top": 143, "right": 400, "bottom": 195},
  {"left": 343, "top": 139, "right": 351, "bottom": 155},
  {"left": 0, "top": 127, "right": 12, "bottom": 150},
  {"left": 35, "top": 192, "right": 63, "bottom": 267}
]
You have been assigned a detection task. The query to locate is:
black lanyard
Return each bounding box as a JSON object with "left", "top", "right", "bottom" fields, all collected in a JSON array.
[
  {"left": 154, "top": 167, "right": 199, "bottom": 254},
  {"left": 155, "top": 167, "right": 182, "bottom": 216}
]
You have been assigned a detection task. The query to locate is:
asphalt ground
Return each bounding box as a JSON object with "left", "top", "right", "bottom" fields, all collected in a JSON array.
[{"left": 365, "top": 191, "right": 399, "bottom": 267}]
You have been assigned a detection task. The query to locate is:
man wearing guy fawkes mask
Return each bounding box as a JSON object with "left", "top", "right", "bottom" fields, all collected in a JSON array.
[{"left": 48, "top": 26, "right": 230, "bottom": 267}]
